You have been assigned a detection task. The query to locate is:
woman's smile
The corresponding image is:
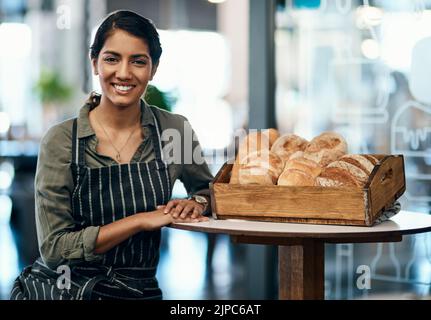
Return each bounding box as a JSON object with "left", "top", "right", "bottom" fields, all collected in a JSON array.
[{"left": 112, "top": 83, "right": 136, "bottom": 94}]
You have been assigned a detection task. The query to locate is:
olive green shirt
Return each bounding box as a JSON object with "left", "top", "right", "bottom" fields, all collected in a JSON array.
[{"left": 35, "top": 101, "right": 214, "bottom": 269}]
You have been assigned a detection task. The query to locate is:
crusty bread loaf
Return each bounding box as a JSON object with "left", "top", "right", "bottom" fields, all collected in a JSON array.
[
  {"left": 363, "top": 154, "right": 379, "bottom": 166},
  {"left": 230, "top": 131, "right": 267, "bottom": 184},
  {"left": 230, "top": 157, "right": 243, "bottom": 184},
  {"left": 271, "top": 134, "right": 309, "bottom": 163},
  {"left": 285, "top": 157, "right": 322, "bottom": 177},
  {"left": 238, "top": 150, "right": 284, "bottom": 185},
  {"left": 277, "top": 168, "right": 317, "bottom": 186},
  {"left": 266, "top": 128, "right": 280, "bottom": 148},
  {"left": 237, "top": 129, "right": 280, "bottom": 161},
  {"left": 316, "top": 152, "right": 377, "bottom": 188},
  {"left": 327, "top": 160, "right": 368, "bottom": 185},
  {"left": 244, "top": 150, "right": 284, "bottom": 174},
  {"left": 289, "top": 151, "right": 304, "bottom": 160},
  {"left": 318, "top": 154, "right": 378, "bottom": 187},
  {"left": 303, "top": 131, "right": 347, "bottom": 166},
  {"left": 339, "top": 154, "right": 375, "bottom": 175},
  {"left": 238, "top": 166, "right": 277, "bottom": 185},
  {"left": 316, "top": 167, "right": 363, "bottom": 187},
  {"left": 278, "top": 157, "right": 322, "bottom": 186},
  {"left": 230, "top": 129, "right": 279, "bottom": 184},
  {"left": 242, "top": 150, "right": 285, "bottom": 173}
]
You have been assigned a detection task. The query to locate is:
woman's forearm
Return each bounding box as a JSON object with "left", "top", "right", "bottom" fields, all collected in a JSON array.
[
  {"left": 94, "top": 210, "right": 172, "bottom": 254},
  {"left": 94, "top": 213, "right": 143, "bottom": 254}
]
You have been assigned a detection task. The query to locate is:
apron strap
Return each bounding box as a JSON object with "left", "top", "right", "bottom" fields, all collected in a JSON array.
[
  {"left": 78, "top": 266, "right": 154, "bottom": 300},
  {"left": 71, "top": 118, "right": 87, "bottom": 166},
  {"left": 147, "top": 106, "right": 165, "bottom": 163},
  {"left": 78, "top": 139, "right": 87, "bottom": 166},
  {"left": 80, "top": 274, "right": 108, "bottom": 300},
  {"left": 72, "top": 118, "right": 78, "bottom": 165},
  {"left": 146, "top": 106, "right": 172, "bottom": 200}
]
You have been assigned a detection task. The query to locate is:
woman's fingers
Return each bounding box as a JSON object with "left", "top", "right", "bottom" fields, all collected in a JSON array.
[
  {"left": 165, "top": 199, "right": 206, "bottom": 219},
  {"left": 164, "top": 199, "right": 180, "bottom": 214},
  {"left": 180, "top": 204, "right": 195, "bottom": 219},
  {"left": 191, "top": 207, "right": 199, "bottom": 219},
  {"left": 191, "top": 206, "right": 203, "bottom": 219},
  {"left": 178, "top": 208, "right": 208, "bottom": 222},
  {"left": 173, "top": 203, "right": 185, "bottom": 218},
  {"left": 198, "top": 216, "right": 209, "bottom": 222},
  {"left": 172, "top": 215, "right": 209, "bottom": 223},
  {"left": 174, "top": 217, "right": 196, "bottom": 223}
]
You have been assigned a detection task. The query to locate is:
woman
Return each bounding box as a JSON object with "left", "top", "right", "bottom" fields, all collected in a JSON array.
[{"left": 10, "top": 10, "right": 213, "bottom": 300}]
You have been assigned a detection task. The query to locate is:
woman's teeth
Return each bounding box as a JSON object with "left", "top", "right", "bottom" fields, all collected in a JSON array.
[{"left": 114, "top": 84, "right": 134, "bottom": 91}]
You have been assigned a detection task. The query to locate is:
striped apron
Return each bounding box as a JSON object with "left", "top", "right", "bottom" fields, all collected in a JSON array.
[{"left": 10, "top": 107, "right": 172, "bottom": 300}]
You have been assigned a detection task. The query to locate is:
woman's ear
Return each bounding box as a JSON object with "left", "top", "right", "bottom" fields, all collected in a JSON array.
[
  {"left": 150, "top": 62, "right": 159, "bottom": 81},
  {"left": 91, "top": 58, "right": 99, "bottom": 75}
]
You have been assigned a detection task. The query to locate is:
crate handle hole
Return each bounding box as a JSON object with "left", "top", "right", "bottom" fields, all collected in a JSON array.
[{"left": 381, "top": 168, "right": 393, "bottom": 183}]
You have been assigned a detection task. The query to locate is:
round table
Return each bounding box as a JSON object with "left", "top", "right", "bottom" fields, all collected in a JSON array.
[{"left": 169, "top": 211, "right": 431, "bottom": 300}]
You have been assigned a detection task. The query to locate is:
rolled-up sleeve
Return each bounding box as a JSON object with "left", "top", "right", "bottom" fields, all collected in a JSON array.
[
  {"left": 35, "top": 122, "right": 103, "bottom": 269},
  {"left": 177, "top": 117, "right": 214, "bottom": 214}
]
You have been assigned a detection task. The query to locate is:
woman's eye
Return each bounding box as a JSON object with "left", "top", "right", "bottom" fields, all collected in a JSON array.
[
  {"left": 133, "top": 60, "right": 147, "bottom": 66},
  {"left": 104, "top": 57, "right": 118, "bottom": 63}
]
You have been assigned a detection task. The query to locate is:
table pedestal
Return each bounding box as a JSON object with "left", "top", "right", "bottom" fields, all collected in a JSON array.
[{"left": 279, "top": 240, "right": 325, "bottom": 300}]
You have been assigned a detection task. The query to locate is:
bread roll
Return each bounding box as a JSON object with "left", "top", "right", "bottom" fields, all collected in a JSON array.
[
  {"left": 363, "top": 154, "right": 379, "bottom": 166},
  {"left": 316, "top": 153, "right": 376, "bottom": 188},
  {"left": 243, "top": 150, "right": 284, "bottom": 173},
  {"left": 230, "top": 129, "right": 279, "bottom": 184},
  {"left": 339, "top": 154, "right": 375, "bottom": 175},
  {"left": 238, "top": 129, "right": 279, "bottom": 161},
  {"left": 229, "top": 131, "right": 266, "bottom": 184},
  {"left": 303, "top": 131, "right": 347, "bottom": 166},
  {"left": 327, "top": 160, "right": 368, "bottom": 185},
  {"left": 289, "top": 150, "right": 304, "bottom": 160},
  {"left": 277, "top": 168, "right": 316, "bottom": 186},
  {"left": 238, "top": 150, "right": 284, "bottom": 185},
  {"left": 316, "top": 167, "right": 362, "bottom": 187},
  {"left": 271, "top": 134, "right": 309, "bottom": 163},
  {"left": 265, "top": 128, "right": 280, "bottom": 149},
  {"left": 238, "top": 166, "right": 276, "bottom": 185},
  {"left": 285, "top": 157, "right": 322, "bottom": 178},
  {"left": 278, "top": 157, "right": 322, "bottom": 186}
]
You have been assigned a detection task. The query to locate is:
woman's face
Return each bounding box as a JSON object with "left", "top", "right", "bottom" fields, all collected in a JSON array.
[{"left": 92, "top": 29, "right": 157, "bottom": 108}]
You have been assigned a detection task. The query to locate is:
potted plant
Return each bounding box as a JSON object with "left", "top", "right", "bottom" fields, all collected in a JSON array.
[{"left": 34, "top": 68, "right": 73, "bottom": 129}]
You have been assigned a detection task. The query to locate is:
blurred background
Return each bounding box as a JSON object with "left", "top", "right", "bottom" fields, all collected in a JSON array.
[{"left": 1, "top": 0, "right": 431, "bottom": 300}]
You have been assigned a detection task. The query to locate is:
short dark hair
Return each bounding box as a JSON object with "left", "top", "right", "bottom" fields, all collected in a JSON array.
[{"left": 90, "top": 10, "right": 162, "bottom": 66}]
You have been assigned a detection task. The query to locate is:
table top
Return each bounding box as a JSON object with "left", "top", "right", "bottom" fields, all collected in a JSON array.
[{"left": 169, "top": 211, "right": 431, "bottom": 241}]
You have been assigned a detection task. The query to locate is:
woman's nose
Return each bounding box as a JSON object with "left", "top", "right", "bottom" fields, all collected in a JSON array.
[{"left": 116, "top": 61, "right": 132, "bottom": 80}]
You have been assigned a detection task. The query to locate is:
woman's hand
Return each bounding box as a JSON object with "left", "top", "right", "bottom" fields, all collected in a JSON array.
[
  {"left": 162, "top": 199, "right": 209, "bottom": 221},
  {"left": 143, "top": 205, "right": 208, "bottom": 231}
]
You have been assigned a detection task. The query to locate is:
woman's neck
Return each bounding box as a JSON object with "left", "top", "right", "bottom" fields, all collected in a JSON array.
[{"left": 94, "top": 96, "right": 141, "bottom": 130}]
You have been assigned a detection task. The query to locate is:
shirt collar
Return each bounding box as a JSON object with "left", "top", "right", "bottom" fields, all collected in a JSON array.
[{"left": 77, "top": 99, "right": 155, "bottom": 139}]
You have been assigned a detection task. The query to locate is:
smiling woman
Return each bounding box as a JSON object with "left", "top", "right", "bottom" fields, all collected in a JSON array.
[
  {"left": 89, "top": 28, "right": 157, "bottom": 163},
  {"left": 10, "top": 10, "right": 213, "bottom": 300}
]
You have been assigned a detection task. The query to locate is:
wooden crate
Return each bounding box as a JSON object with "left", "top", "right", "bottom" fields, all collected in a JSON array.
[{"left": 209, "top": 155, "right": 406, "bottom": 226}]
